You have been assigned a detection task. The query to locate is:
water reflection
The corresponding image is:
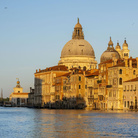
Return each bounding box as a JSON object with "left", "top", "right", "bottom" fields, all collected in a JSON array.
[{"left": 0, "top": 107, "right": 138, "bottom": 138}]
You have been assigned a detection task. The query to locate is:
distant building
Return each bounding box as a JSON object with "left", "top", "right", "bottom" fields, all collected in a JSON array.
[{"left": 9, "top": 80, "right": 29, "bottom": 107}]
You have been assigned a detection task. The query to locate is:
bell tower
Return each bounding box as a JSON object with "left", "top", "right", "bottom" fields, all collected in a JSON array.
[{"left": 121, "top": 39, "right": 130, "bottom": 59}]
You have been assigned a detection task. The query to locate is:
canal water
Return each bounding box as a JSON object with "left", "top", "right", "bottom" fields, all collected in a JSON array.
[{"left": 0, "top": 107, "right": 138, "bottom": 138}]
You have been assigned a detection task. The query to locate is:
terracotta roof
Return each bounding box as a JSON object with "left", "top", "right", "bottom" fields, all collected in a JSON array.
[
  {"left": 69, "top": 67, "right": 79, "bottom": 70},
  {"left": 109, "top": 62, "right": 125, "bottom": 68},
  {"left": 85, "top": 71, "right": 99, "bottom": 77},
  {"left": 71, "top": 70, "right": 83, "bottom": 75},
  {"left": 125, "top": 77, "right": 138, "bottom": 82},
  {"left": 36, "top": 65, "right": 68, "bottom": 73},
  {"left": 99, "top": 59, "right": 112, "bottom": 65},
  {"left": 56, "top": 72, "right": 71, "bottom": 78}
]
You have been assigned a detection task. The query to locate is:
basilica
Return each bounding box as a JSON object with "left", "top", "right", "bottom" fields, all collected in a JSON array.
[
  {"left": 27, "top": 19, "right": 138, "bottom": 110},
  {"left": 58, "top": 18, "right": 97, "bottom": 70}
]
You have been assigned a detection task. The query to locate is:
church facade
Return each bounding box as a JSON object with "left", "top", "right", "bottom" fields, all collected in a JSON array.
[{"left": 9, "top": 80, "right": 29, "bottom": 107}]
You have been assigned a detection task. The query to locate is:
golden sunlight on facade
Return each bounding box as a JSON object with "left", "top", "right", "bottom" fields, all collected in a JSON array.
[
  {"left": 26, "top": 18, "right": 138, "bottom": 110},
  {"left": 58, "top": 18, "right": 97, "bottom": 70},
  {"left": 9, "top": 80, "right": 29, "bottom": 107}
]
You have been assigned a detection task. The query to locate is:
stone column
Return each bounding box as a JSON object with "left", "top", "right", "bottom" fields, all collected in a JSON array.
[{"left": 129, "top": 57, "right": 132, "bottom": 68}]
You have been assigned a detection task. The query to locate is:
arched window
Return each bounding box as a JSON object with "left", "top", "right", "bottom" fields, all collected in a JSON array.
[
  {"left": 133, "top": 70, "right": 136, "bottom": 75},
  {"left": 124, "top": 53, "right": 128, "bottom": 57},
  {"left": 78, "top": 30, "right": 79, "bottom": 35},
  {"left": 119, "top": 78, "right": 122, "bottom": 85},
  {"left": 119, "top": 69, "right": 122, "bottom": 74},
  {"left": 83, "top": 66, "right": 86, "bottom": 71}
]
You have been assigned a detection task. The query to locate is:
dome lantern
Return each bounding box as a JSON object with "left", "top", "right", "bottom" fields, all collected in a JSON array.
[
  {"left": 115, "top": 42, "right": 121, "bottom": 49},
  {"left": 122, "top": 39, "right": 128, "bottom": 49},
  {"left": 107, "top": 37, "right": 114, "bottom": 50},
  {"left": 72, "top": 18, "right": 84, "bottom": 39}
]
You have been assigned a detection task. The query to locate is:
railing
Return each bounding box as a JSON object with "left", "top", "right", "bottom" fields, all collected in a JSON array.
[
  {"left": 106, "top": 85, "right": 112, "bottom": 88},
  {"left": 97, "top": 80, "right": 102, "bottom": 84}
]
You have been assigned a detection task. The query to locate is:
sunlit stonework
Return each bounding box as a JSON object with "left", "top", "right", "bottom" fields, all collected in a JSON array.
[
  {"left": 9, "top": 80, "right": 29, "bottom": 106},
  {"left": 8, "top": 18, "right": 138, "bottom": 110},
  {"left": 58, "top": 18, "right": 97, "bottom": 70}
]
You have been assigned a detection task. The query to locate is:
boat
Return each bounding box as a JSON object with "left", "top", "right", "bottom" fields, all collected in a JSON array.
[{"left": 3, "top": 101, "right": 12, "bottom": 107}]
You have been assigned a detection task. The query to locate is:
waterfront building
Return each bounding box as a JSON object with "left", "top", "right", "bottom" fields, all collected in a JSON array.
[
  {"left": 28, "top": 87, "right": 34, "bottom": 107},
  {"left": 54, "top": 68, "right": 100, "bottom": 108},
  {"left": 58, "top": 18, "right": 97, "bottom": 70},
  {"left": 31, "top": 18, "right": 137, "bottom": 110},
  {"left": 54, "top": 72, "right": 71, "bottom": 101},
  {"left": 123, "top": 77, "right": 138, "bottom": 110},
  {"left": 34, "top": 65, "right": 68, "bottom": 107},
  {"left": 85, "top": 70, "right": 99, "bottom": 108},
  {"left": 107, "top": 57, "right": 138, "bottom": 110},
  {"left": 9, "top": 80, "right": 29, "bottom": 106},
  {"left": 98, "top": 59, "right": 113, "bottom": 109}
]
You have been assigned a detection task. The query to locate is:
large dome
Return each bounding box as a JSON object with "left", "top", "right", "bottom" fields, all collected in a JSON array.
[
  {"left": 61, "top": 39, "right": 95, "bottom": 58},
  {"left": 58, "top": 18, "right": 97, "bottom": 70},
  {"left": 100, "top": 37, "right": 120, "bottom": 63}
]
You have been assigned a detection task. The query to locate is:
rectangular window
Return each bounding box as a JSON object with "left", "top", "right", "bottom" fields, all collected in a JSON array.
[
  {"left": 79, "top": 85, "right": 81, "bottom": 89},
  {"left": 85, "top": 85, "right": 87, "bottom": 89},
  {"left": 79, "top": 76, "right": 81, "bottom": 81},
  {"left": 127, "top": 85, "right": 129, "bottom": 91},
  {"left": 131, "top": 85, "right": 133, "bottom": 91},
  {"left": 63, "top": 86, "right": 66, "bottom": 90},
  {"left": 124, "top": 101, "right": 126, "bottom": 107},
  {"left": 127, "top": 101, "right": 129, "bottom": 108}
]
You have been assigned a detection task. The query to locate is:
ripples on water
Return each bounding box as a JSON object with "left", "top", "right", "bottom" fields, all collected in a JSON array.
[{"left": 0, "top": 107, "right": 138, "bottom": 138}]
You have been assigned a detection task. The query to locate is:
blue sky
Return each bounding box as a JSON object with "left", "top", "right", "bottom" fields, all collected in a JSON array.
[{"left": 0, "top": 0, "right": 138, "bottom": 97}]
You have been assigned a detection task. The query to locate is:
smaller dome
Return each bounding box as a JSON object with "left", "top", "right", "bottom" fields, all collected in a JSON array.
[
  {"left": 122, "top": 39, "right": 128, "bottom": 49},
  {"left": 74, "top": 18, "right": 82, "bottom": 28},
  {"left": 17, "top": 81, "right": 20, "bottom": 84},
  {"left": 75, "top": 23, "right": 82, "bottom": 28},
  {"left": 115, "top": 42, "right": 121, "bottom": 49},
  {"left": 100, "top": 37, "right": 120, "bottom": 63}
]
